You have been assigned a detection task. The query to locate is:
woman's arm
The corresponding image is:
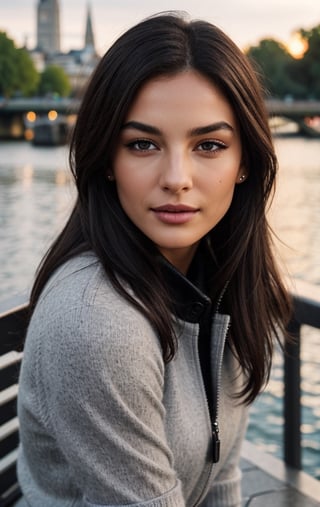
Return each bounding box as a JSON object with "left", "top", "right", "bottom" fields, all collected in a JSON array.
[{"left": 31, "top": 298, "right": 185, "bottom": 506}]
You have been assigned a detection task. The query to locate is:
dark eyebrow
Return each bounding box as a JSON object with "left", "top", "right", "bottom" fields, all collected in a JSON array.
[
  {"left": 121, "top": 121, "right": 161, "bottom": 135},
  {"left": 189, "top": 122, "right": 234, "bottom": 136},
  {"left": 121, "top": 120, "right": 234, "bottom": 136}
]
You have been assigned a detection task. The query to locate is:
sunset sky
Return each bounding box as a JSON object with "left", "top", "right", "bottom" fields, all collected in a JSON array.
[{"left": 1, "top": 0, "right": 319, "bottom": 54}]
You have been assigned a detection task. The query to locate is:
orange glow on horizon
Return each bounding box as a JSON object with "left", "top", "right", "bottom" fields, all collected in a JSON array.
[{"left": 287, "top": 33, "right": 308, "bottom": 59}]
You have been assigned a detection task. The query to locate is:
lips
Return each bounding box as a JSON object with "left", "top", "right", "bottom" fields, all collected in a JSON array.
[
  {"left": 151, "top": 204, "right": 198, "bottom": 212},
  {"left": 151, "top": 204, "right": 199, "bottom": 224}
]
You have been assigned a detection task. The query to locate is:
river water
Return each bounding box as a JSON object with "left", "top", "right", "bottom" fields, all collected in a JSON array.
[{"left": 0, "top": 137, "right": 319, "bottom": 479}]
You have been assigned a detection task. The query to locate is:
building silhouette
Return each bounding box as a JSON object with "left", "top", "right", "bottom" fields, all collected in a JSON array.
[
  {"left": 31, "top": 0, "right": 99, "bottom": 92},
  {"left": 37, "top": 0, "right": 61, "bottom": 54},
  {"left": 85, "top": 4, "right": 95, "bottom": 50}
]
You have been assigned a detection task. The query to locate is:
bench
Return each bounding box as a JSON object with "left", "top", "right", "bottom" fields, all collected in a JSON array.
[{"left": 0, "top": 298, "right": 27, "bottom": 507}]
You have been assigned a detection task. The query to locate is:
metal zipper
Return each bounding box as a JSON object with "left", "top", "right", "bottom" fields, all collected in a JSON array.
[
  {"left": 212, "top": 421, "right": 220, "bottom": 463},
  {"left": 211, "top": 280, "right": 230, "bottom": 464},
  {"left": 211, "top": 315, "right": 231, "bottom": 463},
  {"left": 214, "top": 280, "right": 229, "bottom": 315},
  {"left": 192, "top": 313, "right": 230, "bottom": 506},
  {"left": 191, "top": 336, "right": 215, "bottom": 507}
]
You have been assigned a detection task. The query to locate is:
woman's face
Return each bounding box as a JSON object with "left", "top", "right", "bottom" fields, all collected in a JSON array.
[{"left": 112, "top": 70, "right": 244, "bottom": 273}]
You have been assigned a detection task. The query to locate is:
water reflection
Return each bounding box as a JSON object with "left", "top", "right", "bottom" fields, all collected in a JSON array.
[
  {"left": 0, "top": 142, "right": 74, "bottom": 297},
  {"left": 270, "top": 137, "right": 320, "bottom": 284}
]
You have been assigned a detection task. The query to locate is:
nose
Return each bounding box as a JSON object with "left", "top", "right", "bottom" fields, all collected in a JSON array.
[{"left": 159, "top": 151, "right": 193, "bottom": 193}]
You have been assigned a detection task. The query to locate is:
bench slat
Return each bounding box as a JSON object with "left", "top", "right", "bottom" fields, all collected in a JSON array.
[
  {"left": 0, "top": 418, "right": 19, "bottom": 442},
  {"left": 0, "top": 449, "right": 18, "bottom": 475},
  {"left": 0, "top": 385, "right": 19, "bottom": 407},
  {"left": 0, "top": 352, "right": 23, "bottom": 370}
]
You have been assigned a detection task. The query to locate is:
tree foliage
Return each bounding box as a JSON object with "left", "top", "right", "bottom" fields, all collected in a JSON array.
[
  {"left": 294, "top": 26, "right": 320, "bottom": 98},
  {"left": 16, "top": 48, "right": 40, "bottom": 96},
  {"left": 0, "top": 32, "right": 39, "bottom": 97},
  {"left": 246, "top": 39, "right": 304, "bottom": 98},
  {"left": 246, "top": 24, "right": 320, "bottom": 99},
  {"left": 0, "top": 32, "right": 71, "bottom": 98},
  {"left": 38, "top": 65, "right": 71, "bottom": 97}
]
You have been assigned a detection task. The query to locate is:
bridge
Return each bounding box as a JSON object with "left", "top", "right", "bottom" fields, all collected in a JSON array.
[
  {"left": 0, "top": 97, "right": 80, "bottom": 139},
  {"left": 266, "top": 99, "right": 320, "bottom": 137},
  {"left": 1, "top": 97, "right": 320, "bottom": 139},
  {"left": 0, "top": 97, "right": 80, "bottom": 115}
]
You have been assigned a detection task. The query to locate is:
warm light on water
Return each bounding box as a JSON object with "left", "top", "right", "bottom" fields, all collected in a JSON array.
[{"left": 0, "top": 138, "right": 319, "bottom": 479}]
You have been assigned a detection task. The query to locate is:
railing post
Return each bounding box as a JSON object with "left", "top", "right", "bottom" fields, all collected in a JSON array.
[{"left": 284, "top": 316, "right": 302, "bottom": 469}]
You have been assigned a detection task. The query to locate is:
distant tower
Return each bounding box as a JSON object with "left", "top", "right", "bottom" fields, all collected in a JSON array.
[
  {"left": 37, "top": 0, "right": 60, "bottom": 54},
  {"left": 84, "top": 3, "right": 95, "bottom": 50}
]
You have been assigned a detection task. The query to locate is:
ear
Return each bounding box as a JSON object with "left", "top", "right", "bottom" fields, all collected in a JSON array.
[{"left": 236, "top": 165, "right": 248, "bottom": 184}]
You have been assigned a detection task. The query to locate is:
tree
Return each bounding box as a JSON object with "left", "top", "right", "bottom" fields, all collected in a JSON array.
[
  {"left": 291, "top": 25, "right": 320, "bottom": 98},
  {"left": 15, "top": 48, "right": 40, "bottom": 96},
  {"left": 38, "top": 65, "right": 71, "bottom": 97},
  {"left": 0, "top": 32, "right": 19, "bottom": 97},
  {"left": 0, "top": 32, "right": 39, "bottom": 97},
  {"left": 246, "top": 39, "right": 306, "bottom": 99}
]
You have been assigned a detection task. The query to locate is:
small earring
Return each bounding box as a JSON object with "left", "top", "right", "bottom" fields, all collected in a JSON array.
[
  {"left": 239, "top": 174, "right": 246, "bottom": 182},
  {"left": 107, "top": 174, "right": 114, "bottom": 181}
]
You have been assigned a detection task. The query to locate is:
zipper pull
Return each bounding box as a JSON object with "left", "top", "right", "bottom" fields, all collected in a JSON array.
[{"left": 212, "top": 421, "right": 220, "bottom": 463}]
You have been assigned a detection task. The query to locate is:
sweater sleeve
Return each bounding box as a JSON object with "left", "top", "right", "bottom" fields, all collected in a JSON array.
[{"left": 36, "top": 298, "right": 185, "bottom": 507}]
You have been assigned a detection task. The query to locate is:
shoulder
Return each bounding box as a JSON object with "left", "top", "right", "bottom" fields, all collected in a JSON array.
[
  {"left": 39, "top": 251, "right": 110, "bottom": 308},
  {"left": 26, "top": 252, "right": 164, "bottom": 376},
  {"left": 35, "top": 252, "right": 143, "bottom": 326}
]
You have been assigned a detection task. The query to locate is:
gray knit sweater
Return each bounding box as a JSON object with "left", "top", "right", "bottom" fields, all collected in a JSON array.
[{"left": 16, "top": 253, "right": 248, "bottom": 507}]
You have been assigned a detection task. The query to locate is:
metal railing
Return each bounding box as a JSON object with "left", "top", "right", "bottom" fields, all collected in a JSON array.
[{"left": 284, "top": 287, "right": 320, "bottom": 470}]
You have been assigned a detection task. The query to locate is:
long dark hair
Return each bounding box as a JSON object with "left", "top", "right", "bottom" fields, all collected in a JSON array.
[{"left": 29, "top": 12, "right": 292, "bottom": 403}]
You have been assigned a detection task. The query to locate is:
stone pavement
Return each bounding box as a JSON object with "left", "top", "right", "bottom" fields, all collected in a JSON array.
[{"left": 241, "top": 440, "right": 320, "bottom": 506}]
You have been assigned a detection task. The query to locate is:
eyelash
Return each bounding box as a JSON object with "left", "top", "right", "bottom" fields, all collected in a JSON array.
[
  {"left": 125, "top": 139, "right": 158, "bottom": 151},
  {"left": 196, "top": 140, "right": 227, "bottom": 152},
  {"left": 124, "top": 139, "right": 227, "bottom": 153}
]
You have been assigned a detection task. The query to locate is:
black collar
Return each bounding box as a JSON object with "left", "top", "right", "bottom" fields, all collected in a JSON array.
[{"left": 158, "top": 253, "right": 212, "bottom": 324}]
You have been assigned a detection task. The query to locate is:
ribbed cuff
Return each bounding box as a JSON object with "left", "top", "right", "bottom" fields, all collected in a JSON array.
[
  {"left": 199, "top": 470, "right": 242, "bottom": 507},
  {"left": 86, "top": 481, "right": 185, "bottom": 507}
]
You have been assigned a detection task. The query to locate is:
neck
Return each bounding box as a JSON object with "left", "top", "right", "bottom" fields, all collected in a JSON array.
[{"left": 158, "top": 243, "right": 199, "bottom": 275}]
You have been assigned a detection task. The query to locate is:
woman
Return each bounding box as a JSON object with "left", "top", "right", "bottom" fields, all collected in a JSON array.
[{"left": 16, "top": 12, "right": 291, "bottom": 507}]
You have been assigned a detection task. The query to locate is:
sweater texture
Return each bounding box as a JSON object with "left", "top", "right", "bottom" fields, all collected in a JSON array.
[{"left": 16, "top": 252, "right": 248, "bottom": 507}]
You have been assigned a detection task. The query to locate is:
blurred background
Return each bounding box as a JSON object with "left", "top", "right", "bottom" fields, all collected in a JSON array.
[{"left": 0, "top": 0, "right": 319, "bottom": 482}]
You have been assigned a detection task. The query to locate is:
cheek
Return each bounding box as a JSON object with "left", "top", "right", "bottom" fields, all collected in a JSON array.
[
  {"left": 114, "top": 154, "right": 146, "bottom": 185},
  {"left": 114, "top": 159, "right": 157, "bottom": 204},
  {"left": 113, "top": 167, "right": 147, "bottom": 215},
  {"left": 113, "top": 160, "right": 134, "bottom": 193},
  {"left": 204, "top": 171, "right": 238, "bottom": 196},
  {"left": 116, "top": 174, "right": 145, "bottom": 204},
  {"left": 205, "top": 177, "right": 238, "bottom": 218}
]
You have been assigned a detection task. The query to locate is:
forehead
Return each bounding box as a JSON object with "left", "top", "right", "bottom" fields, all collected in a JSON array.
[{"left": 125, "top": 70, "right": 237, "bottom": 126}]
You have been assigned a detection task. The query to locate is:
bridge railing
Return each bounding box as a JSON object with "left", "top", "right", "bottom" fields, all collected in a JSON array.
[
  {"left": 2, "top": 97, "right": 320, "bottom": 117},
  {"left": 284, "top": 279, "right": 320, "bottom": 470},
  {"left": 0, "top": 97, "right": 81, "bottom": 115}
]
